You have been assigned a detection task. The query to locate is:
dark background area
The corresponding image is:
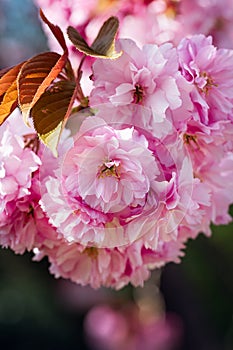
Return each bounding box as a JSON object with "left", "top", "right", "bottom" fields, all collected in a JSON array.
[
  {"left": 0, "top": 222, "right": 232, "bottom": 350},
  {"left": 0, "top": 1, "right": 232, "bottom": 349}
]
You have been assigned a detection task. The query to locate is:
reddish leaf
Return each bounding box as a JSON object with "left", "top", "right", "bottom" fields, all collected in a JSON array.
[
  {"left": 0, "top": 63, "right": 24, "bottom": 97},
  {"left": 0, "top": 67, "right": 11, "bottom": 79},
  {"left": 17, "top": 10, "right": 71, "bottom": 125},
  {"left": 67, "top": 16, "right": 122, "bottom": 59},
  {"left": 40, "top": 9, "right": 67, "bottom": 52},
  {"left": 31, "top": 80, "right": 77, "bottom": 156},
  {"left": 18, "top": 52, "right": 63, "bottom": 123},
  {"left": 0, "top": 62, "right": 25, "bottom": 125}
]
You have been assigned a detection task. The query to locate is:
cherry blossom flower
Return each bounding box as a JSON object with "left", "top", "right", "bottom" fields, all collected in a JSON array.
[
  {"left": 90, "top": 39, "right": 191, "bottom": 130},
  {"left": 183, "top": 121, "right": 233, "bottom": 226},
  {"left": 177, "top": 34, "right": 233, "bottom": 226},
  {"left": 34, "top": 113, "right": 212, "bottom": 288},
  {"left": 39, "top": 115, "right": 198, "bottom": 248},
  {"left": 0, "top": 111, "right": 58, "bottom": 254},
  {"left": 0, "top": 113, "right": 51, "bottom": 253},
  {"left": 0, "top": 113, "right": 41, "bottom": 227},
  {"left": 33, "top": 229, "right": 188, "bottom": 289},
  {"left": 0, "top": 176, "right": 57, "bottom": 254},
  {"left": 178, "top": 34, "right": 233, "bottom": 128}
]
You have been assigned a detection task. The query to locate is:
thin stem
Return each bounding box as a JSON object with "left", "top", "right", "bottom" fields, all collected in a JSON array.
[{"left": 75, "top": 55, "right": 88, "bottom": 106}]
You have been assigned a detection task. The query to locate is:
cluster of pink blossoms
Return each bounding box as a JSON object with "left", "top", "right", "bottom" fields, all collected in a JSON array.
[
  {"left": 1, "top": 3, "right": 233, "bottom": 289},
  {"left": 34, "top": 0, "right": 233, "bottom": 66}
]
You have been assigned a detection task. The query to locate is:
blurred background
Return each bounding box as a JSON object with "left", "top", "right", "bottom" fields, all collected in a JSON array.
[{"left": 0, "top": 1, "right": 233, "bottom": 349}]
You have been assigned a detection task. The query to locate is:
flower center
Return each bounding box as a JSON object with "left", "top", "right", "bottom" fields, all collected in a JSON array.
[
  {"left": 183, "top": 133, "right": 197, "bottom": 144},
  {"left": 198, "top": 71, "right": 218, "bottom": 94},
  {"left": 23, "top": 133, "right": 40, "bottom": 153},
  {"left": 97, "top": 160, "right": 121, "bottom": 179},
  {"left": 84, "top": 247, "right": 98, "bottom": 259},
  {"left": 183, "top": 133, "right": 199, "bottom": 151},
  {"left": 133, "top": 84, "right": 144, "bottom": 104},
  {"left": 165, "top": 0, "right": 180, "bottom": 18},
  {"left": 27, "top": 204, "right": 34, "bottom": 217}
]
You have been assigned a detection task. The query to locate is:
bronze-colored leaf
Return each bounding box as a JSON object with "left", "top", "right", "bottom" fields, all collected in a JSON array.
[
  {"left": 67, "top": 26, "right": 91, "bottom": 54},
  {"left": 17, "top": 52, "right": 64, "bottom": 124},
  {"left": 17, "top": 11, "right": 71, "bottom": 126},
  {"left": 91, "top": 16, "right": 120, "bottom": 56},
  {"left": 67, "top": 16, "right": 122, "bottom": 59},
  {"left": 40, "top": 9, "right": 67, "bottom": 52},
  {"left": 0, "top": 62, "right": 25, "bottom": 125},
  {"left": 31, "top": 80, "right": 77, "bottom": 156},
  {"left": 0, "top": 67, "right": 11, "bottom": 79},
  {"left": 0, "top": 81, "right": 19, "bottom": 124},
  {"left": 62, "top": 59, "right": 75, "bottom": 81},
  {"left": 0, "top": 63, "right": 24, "bottom": 96}
]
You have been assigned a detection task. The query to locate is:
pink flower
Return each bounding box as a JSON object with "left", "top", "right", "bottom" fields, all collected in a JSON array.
[
  {"left": 90, "top": 39, "right": 184, "bottom": 122},
  {"left": 89, "top": 39, "right": 192, "bottom": 141},
  {"left": 35, "top": 113, "right": 211, "bottom": 288},
  {"left": 40, "top": 116, "right": 198, "bottom": 248},
  {"left": 183, "top": 121, "right": 233, "bottom": 226},
  {"left": 178, "top": 34, "right": 233, "bottom": 128},
  {"left": 63, "top": 120, "right": 158, "bottom": 215},
  {"left": 0, "top": 181, "right": 57, "bottom": 254},
  {"left": 35, "top": 240, "right": 145, "bottom": 289},
  {"left": 0, "top": 111, "right": 57, "bottom": 254},
  {"left": 177, "top": 35, "right": 233, "bottom": 227},
  {"left": 34, "top": 234, "right": 186, "bottom": 289},
  {"left": 0, "top": 113, "right": 41, "bottom": 227},
  {"left": 37, "top": 163, "right": 206, "bottom": 290},
  {"left": 0, "top": 196, "right": 38, "bottom": 254}
]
